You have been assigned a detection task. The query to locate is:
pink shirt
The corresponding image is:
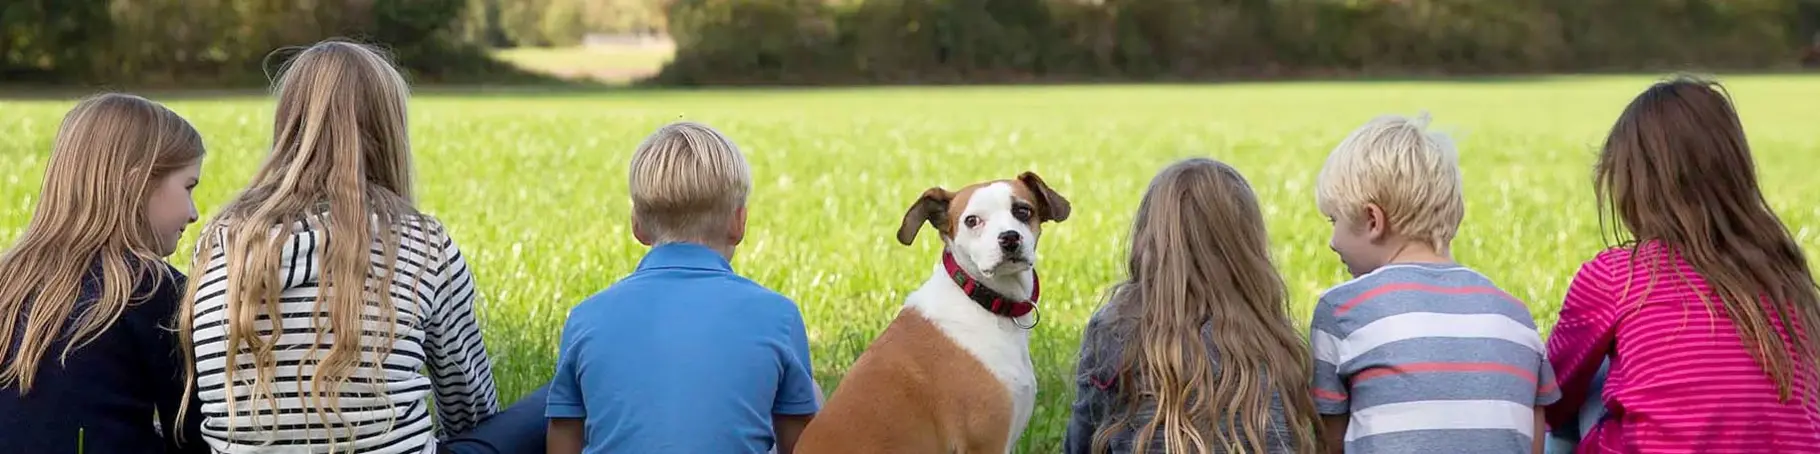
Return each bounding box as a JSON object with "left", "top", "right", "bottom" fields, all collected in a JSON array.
[{"left": 1547, "top": 243, "right": 1820, "bottom": 453}]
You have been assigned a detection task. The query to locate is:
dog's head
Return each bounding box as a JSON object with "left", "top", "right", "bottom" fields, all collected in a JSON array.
[{"left": 896, "top": 171, "right": 1070, "bottom": 278}]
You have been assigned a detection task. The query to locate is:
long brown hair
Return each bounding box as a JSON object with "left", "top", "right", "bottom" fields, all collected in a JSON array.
[
  {"left": 1595, "top": 75, "right": 1820, "bottom": 403},
  {"left": 0, "top": 93, "right": 203, "bottom": 394},
  {"left": 1089, "top": 158, "right": 1321, "bottom": 454},
  {"left": 176, "top": 39, "right": 424, "bottom": 447}
]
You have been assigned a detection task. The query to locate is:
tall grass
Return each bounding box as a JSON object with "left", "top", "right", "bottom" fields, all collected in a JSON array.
[{"left": 2, "top": 75, "right": 1816, "bottom": 451}]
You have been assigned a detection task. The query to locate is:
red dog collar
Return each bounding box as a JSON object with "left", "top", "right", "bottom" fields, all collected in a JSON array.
[{"left": 941, "top": 250, "right": 1038, "bottom": 318}]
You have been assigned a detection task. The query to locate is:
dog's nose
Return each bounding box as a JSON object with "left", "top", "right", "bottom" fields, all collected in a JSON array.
[{"left": 998, "top": 231, "right": 1022, "bottom": 250}]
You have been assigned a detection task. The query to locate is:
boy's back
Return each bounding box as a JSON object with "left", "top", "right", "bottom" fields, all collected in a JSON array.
[
  {"left": 547, "top": 243, "right": 821, "bottom": 453},
  {"left": 1310, "top": 263, "right": 1559, "bottom": 453}
]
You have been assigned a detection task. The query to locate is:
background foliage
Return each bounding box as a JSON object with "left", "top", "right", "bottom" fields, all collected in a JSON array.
[{"left": 3, "top": 0, "right": 1818, "bottom": 86}]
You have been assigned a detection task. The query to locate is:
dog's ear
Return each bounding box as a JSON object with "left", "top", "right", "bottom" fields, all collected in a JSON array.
[
  {"left": 897, "top": 187, "right": 953, "bottom": 246},
  {"left": 1017, "top": 171, "right": 1070, "bottom": 223}
]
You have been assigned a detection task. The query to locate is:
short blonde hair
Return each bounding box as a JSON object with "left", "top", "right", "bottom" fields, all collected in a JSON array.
[
  {"left": 1315, "top": 113, "right": 1464, "bottom": 250},
  {"left": 628, "top": 121, "right": 752, "bottom": 245}
]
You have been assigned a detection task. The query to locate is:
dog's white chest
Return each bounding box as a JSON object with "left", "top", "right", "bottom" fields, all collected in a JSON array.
[
  {"left": 907, "top": 277, "right": 1039, "bottom": 452},
  {"left": 1002, "top": 338, "right": 1037, "bottom": 452}
]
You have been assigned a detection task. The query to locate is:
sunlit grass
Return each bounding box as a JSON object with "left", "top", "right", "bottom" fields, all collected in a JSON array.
[{"left": 2, "top": 74, "right": 1817, "bottom": 452}]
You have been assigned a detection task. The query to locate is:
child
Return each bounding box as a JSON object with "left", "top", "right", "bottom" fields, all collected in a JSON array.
[
  {"left": 178, "top": 39, "right": 546, "bottom": 453},
  {"left": 1544, "top": 76, "right": 1820, "bottom": 453},
  {"left": 545, "top": 121, "right": 821, "bottom": 454},
  {"left": 0, "top": 93, "right": 208, "bottom": 453},
  {"left": 1064, "top": 158, "right": 1323, "bottom": 454},
  {"left": 1308, "top": 113, "right": 1559, "bottom": 454}
]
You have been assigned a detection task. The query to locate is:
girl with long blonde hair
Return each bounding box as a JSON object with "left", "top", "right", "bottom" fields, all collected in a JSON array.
[
  {"left": 0, "top": 93, "right": 208, "bottom": 453},
  {"left": 177, "top": 39, "right": 546, "bottom": 454},
  {"left": 1064, "top": 158, "right": 1322, "bottom": 454}
]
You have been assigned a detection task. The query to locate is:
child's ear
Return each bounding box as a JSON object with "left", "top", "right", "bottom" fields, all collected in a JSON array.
[
  {"left": 1363, "top": 203, "right": 1388, "bottom": 240},
  {"left": 727, "top": 205, "right": 748, "bottom": 246},
  {"left": 896, "top": 187, "right": 953, "bottom": 246},
  {"left": 632, "top": 216, "right": 655, "bottom": 246}
]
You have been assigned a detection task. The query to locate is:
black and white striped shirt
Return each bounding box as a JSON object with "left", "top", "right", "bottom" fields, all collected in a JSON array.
[{"left": 188, "top": 214, "right": 499, "bottom": 454}]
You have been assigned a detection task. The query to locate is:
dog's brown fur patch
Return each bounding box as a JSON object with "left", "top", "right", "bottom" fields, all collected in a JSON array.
[{"left": 794, "top": 310, "right": 1013, "bottom": 453}]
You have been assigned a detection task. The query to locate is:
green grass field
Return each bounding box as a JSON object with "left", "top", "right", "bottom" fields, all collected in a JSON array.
[{"left": 2, "top": 75, "right": 1818, "bottom": 452}]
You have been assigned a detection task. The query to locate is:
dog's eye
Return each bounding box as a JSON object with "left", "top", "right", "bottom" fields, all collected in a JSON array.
[
  {"left": 1012, "top": 206, "right": 1033, "bottom": 222},
  {"left": 964, "top": 215, "right": 982, "bottom": 229}
]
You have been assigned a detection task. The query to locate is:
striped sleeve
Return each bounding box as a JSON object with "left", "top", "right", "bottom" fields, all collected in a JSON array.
[
  {"left": 1310, "top": 295, "right": 1351, "bottom": 415},
  {"left": 1542, "top": 257, "right": 1618, "bottom": 430},
  {"left": 424, "top": 230, "right": 500, "bottom": 436}
]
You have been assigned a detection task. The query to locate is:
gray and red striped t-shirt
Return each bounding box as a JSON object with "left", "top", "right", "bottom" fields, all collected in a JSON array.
[{"left": 1310, "top": 262, "right": 1560, "bottom": 453}]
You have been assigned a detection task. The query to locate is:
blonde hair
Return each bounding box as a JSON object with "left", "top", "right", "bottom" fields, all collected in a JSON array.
[
  {"left": 628, "top": 121, "right": 752, "bottom": 245},
  {"left": 176, "top": 39, "right": 423, "bottom": 449},
  {"left": 1090, "top": 158, "right": 1322, "bottom": 454},
  {"left": 1314, "top": 113, "right": 1463, "bottom": 251},
  {"left": 0, "top": 93, "right": 203, "bottom": 394}
]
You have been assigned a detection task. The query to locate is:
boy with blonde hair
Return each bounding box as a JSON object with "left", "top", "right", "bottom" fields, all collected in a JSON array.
[
  {"left": 1307, "top": 113, "right": 1559, "bottom": 454},
  {"left": 546, "top": 122, "right": 821, "bottom": 454}
]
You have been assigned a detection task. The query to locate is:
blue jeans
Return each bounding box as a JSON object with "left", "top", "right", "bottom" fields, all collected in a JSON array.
[
  {"left": 440, "top": 385, "right": 550, "bottom": 454},
  {"left": 1544, "top": 358, "right": 1610, "bottom": 454}
]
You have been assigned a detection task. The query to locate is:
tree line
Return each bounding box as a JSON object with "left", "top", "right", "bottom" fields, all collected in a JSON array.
[
  {"left": 654, "top": 0, "right": 1820, "bottom": 85},
  {"left": 3, "top": 0, "right": 1818, "bottom": 87},
  {"left": 1, "top": 0, "right": 548, "bottom": 86}
]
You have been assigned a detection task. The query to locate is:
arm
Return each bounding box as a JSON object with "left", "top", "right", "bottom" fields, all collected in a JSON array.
[
  {"left": 149, "top": 268, "right": 209, "bottom": 454},
  {"left": 772, "top": 305, "right": 820, "bottom": 453},
  {"left": 1310, "top": 297, "right": 1352, "bottom": 454},
  {"left": 547, "top": 418, "right": 585, "bottom": 454},
  {"left": 1542, "top": 259, "right": 1619, "bottom": 431},
  {"left": 545, "top": 302, "right": 590, "bottom": 450},
  {"left": 1321, "top": 415, "right": 1348, "bottom": 454},
  {"left": 1062, "top": 313, "right": 1114, "bottom": 454},
  {"left": 1532, "top": 407, "right": 1546, "bottom": 454},
  {"left": 773, "top": 414, "right": 813, "bottom": 454},
  {"left": 425, "top": 232, "right": 501, "bottom": 436}
]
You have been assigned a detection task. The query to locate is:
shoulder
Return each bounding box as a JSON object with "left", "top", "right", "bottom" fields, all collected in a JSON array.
[
  {"left": 1079, "top": 292, "right": 1134, "bottom": 364},
  {"left": 1573, "top": 244, "right": 1657, "bottom": 286},
  {"left": 1589, "top": 245, "right": 1636, "bottom": 269},
  {"left": 1313, "top": 265, "right": 1423, "bottom": 316},
  {"left": 733, "top": 278, "right": 805, "bottom": 323},
  {"left": 102, "top": 257, "right": 187, "bottom": 325},
  {"left": 1315, "top": 264, "right": 1527, "bottom": 327},
  {"left": 116, "top": 255, "right": 184, "bottom": 299},
  {"left": 1082, "top": 294, "right": 1127, "bottom": 342}
]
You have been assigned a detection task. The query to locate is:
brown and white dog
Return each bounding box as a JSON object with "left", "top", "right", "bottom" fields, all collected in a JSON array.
[{"left": 794, "top": 171, "right": 1070, "bottom": 454}]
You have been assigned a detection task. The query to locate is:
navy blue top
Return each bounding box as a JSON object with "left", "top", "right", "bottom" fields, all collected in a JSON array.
[{"left": 0, "top": 259, "right": 207, "bottom": 454}]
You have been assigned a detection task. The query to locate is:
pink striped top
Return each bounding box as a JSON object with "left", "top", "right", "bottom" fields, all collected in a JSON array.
[{"left": 1546, "top": 243, "right": 1820, "bottom": 453}]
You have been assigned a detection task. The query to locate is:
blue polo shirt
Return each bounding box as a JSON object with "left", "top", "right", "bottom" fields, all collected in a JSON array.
[{"left": 547, "top": 242, "right": 821, "bottom": 453}]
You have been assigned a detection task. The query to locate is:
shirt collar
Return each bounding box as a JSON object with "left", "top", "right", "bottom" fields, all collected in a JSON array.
[{"left": 636, "top": 242, "right": 734, "bottom": 273}]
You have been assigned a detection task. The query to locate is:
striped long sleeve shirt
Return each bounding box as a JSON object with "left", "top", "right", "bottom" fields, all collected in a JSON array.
[
  {"left": 1545, "top": 243, "right": 1820, "bottom": 453},
  {"left": 188, "top": 215, "right": 500, "bottom": 454}
]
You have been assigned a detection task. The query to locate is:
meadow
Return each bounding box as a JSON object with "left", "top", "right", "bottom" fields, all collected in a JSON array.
[{"left": 2, "top": 75, "right": 1818, "bottom": 452}]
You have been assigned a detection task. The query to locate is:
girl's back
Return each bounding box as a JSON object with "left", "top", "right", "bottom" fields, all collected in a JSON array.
[
  {"left": 1063, "top": 158, "right": 1319, "bottom": 454},
  {"left": 1069, "top": 309, "right": 1300, "bottom": 453},
  {"left": 0, "top": 261, "right": 199, "bottom": 454},
  {"left": 1552, "top": 243, "right": 1820, "bottom": 453},
  {"left": 188, "top": 214, "right": 497, "bottom": 453},
  {"left": 1548, "top": 76, "right": 1820, "bottom": 454},
  {"left": 177, "top": 39, "right": 505, "bottom": 453}
]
